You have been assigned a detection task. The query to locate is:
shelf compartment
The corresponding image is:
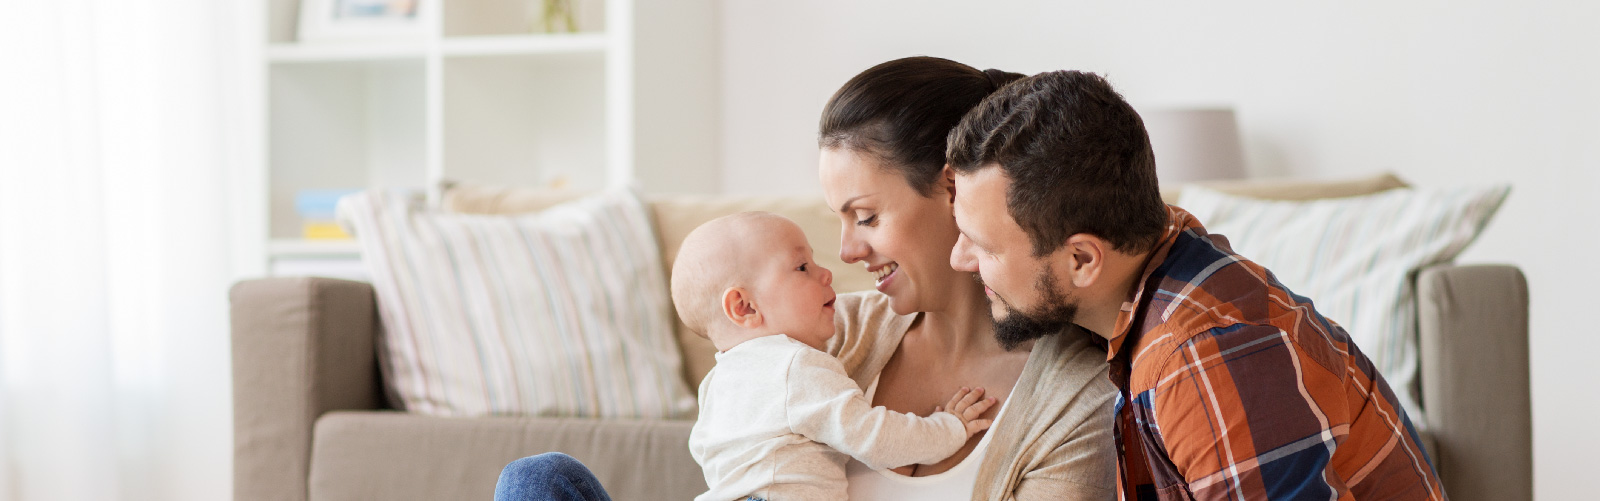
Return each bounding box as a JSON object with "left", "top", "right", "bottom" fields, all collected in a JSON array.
[
  {"left": 269, "top": 59, "right": 428, "bottom": 239},
  {"left": 442, "top": 53, "right": 608, "bottom": 191}
]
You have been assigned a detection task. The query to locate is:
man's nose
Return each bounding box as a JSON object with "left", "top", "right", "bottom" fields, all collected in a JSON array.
[{"left": 950, "top": 234, "right": 978, "bottom": 272}]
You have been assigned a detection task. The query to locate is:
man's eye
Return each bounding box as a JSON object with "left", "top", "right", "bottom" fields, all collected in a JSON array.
[{"left": 855, "top": 214, "right": 878, "bottom": 226}]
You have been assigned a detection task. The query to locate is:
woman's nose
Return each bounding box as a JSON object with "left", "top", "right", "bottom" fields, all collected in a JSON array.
[{"left": 838, "top": 227, "right": 867, "bottom": 264}]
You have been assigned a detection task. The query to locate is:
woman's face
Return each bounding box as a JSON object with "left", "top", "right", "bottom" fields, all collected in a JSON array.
[{"left": 819, "top": 147, "right": 965, "bottom": 315}]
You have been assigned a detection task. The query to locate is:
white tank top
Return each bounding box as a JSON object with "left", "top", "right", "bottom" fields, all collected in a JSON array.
[{"left": 844, "top": 375, "right": 1010, "bottom": 500}]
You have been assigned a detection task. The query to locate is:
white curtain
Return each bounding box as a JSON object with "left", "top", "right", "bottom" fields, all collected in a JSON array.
[{"left": 0, "top": 1, "right": 237, "bottom": 499}]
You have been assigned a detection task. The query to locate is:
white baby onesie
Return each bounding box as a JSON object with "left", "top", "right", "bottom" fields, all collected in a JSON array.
[{"left": 689, "top": 334, "right": 968, "bottom": 501}]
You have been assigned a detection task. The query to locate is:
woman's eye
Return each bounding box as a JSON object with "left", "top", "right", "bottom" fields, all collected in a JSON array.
[{"left": 855, "top": 214, "right": 878, "bottom": 226}]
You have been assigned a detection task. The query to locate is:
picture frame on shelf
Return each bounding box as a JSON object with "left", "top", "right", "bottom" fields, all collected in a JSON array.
[{"left": 298, "top": 0, "right": 431, "bottom": 43}]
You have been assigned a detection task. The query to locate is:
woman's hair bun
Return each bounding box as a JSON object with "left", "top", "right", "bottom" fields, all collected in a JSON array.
[{"left": 982, "top": 68, "right": 1025, "bottom": 91}]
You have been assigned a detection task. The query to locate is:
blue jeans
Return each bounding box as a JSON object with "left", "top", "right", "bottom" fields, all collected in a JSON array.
[{"left": 495, "top": 453, "right": 612, "bottom": 501}]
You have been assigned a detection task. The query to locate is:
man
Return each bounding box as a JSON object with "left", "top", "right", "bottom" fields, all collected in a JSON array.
[{"left": 944, "top": 70, "right": 1446, "bottom": 500}]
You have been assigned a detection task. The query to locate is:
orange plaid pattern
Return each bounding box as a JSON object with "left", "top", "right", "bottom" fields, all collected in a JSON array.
[{"left": 1107, "top": 206, "right": 1446, "bottom": 500}]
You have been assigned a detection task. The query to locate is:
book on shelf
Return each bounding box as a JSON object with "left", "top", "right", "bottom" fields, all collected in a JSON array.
[{"left": 296, "top": 189, "right": 361, "bottom": 240}]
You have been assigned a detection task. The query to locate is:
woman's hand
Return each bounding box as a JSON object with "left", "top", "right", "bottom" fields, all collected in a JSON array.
[{"left": 935, "top": 387, "right": 997, "bottom": 437}]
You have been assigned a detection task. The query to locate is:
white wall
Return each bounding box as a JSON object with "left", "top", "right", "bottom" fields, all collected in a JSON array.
[{"left": 720, "top": 1, "right": 1598, "bottom": 499}]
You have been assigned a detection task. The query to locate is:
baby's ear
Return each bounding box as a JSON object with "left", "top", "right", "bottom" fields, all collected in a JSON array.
[{"left": 721, "top": 287, "right": 762, "bottom": 328}]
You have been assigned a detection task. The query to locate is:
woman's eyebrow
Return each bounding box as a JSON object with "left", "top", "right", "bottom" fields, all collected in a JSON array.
[{"left": 836, "top": 194, "right": 873, "bottom": 213}]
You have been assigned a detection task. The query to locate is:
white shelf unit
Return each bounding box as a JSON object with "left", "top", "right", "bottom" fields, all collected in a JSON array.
[{"left": 241, "top": 0, "right": 719, "bottom": 278}]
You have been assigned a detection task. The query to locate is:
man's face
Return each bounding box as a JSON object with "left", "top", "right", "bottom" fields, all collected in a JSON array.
[{"left": 950, "top": 166, "right": 1078, "bottom": 349}]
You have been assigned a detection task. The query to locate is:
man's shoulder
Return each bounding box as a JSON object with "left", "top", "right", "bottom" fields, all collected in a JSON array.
[
  {"left": 1129, "top": 227, "right": 1335, "bottom": 385},
  {"left": 1132, "top": 270, "right": 1354, "bottom": 392},
  {"left": 1126, "top": 319, "right": 1299, "bottom": 393}
]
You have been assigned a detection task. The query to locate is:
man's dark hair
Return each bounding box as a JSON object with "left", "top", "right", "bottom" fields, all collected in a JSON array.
[
  {"left": 947, "top": 70, "right": 1168, "bottom": 256},
  {"left": 820, "top": 56, "right": 1025, "bottom": 196}
]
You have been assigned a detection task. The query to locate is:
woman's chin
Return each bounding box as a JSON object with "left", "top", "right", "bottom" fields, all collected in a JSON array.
[{"left": 885, "top": 291, "right": 921, "bottom": 316}]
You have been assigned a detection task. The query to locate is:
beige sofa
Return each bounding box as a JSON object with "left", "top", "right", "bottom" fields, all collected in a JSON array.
[{"left": 231, "top": 176, "right": 1531, "bottom": 500}]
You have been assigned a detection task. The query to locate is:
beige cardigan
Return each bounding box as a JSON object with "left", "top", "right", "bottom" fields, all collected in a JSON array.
[{"left": 829, "top": 292, "right": 1118, "bottom": 501}]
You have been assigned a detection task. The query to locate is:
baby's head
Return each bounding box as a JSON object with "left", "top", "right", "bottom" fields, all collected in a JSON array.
[{"left": 670, "top": 212, "right": 837, "bottom": 352}]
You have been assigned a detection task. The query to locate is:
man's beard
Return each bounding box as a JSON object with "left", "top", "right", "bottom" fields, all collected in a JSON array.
[{"left": 983, "top": 271, "right": 1077, "bottom": 351}]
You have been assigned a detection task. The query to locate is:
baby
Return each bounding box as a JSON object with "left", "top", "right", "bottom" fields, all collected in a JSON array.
[{"left": 672, "top": 211, "right": 995, "bottom": 501}]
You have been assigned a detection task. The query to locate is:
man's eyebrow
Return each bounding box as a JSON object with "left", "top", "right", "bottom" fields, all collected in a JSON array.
[
  {"left": 959, "top": 228, "right": 989, "bottom": 250},
  {"left": 835, "top": 194, "right": 872, "bottom": 213},
  {"left": 953, "top": 209, "right": 990, "bottom": 250}
]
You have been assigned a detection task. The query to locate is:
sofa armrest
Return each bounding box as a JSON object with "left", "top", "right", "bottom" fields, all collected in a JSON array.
[
  {"left": 1416, "top": 264, "right": 1531, "bottom": 501},
  {"left": 231, "top": 277, "right": 386, "bottom": 501}
]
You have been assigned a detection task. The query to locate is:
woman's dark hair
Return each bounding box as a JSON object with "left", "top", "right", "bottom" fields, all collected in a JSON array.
[{"left": 819, "top": 56, "right": 1025, "bottom": 196}]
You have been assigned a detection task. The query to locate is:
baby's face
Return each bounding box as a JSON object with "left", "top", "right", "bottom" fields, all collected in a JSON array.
[{"left": 747, "top": 220, "right": 837, "bottom": 351}]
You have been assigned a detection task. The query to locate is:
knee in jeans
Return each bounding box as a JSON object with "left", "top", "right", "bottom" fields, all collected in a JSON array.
[
  {"left": 501, "top": 452, "right": 581, "bottom": 482},
  {"left": 496, "top": 452, "right": 610, "bottom": 501}
]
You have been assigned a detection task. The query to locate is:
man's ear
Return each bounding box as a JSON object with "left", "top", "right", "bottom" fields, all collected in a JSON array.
[
  {"left": 721, "top": 287, "right": 762, "bottom": 329},
  {"left": 939, "top": 165, "right": 957, "bottom": 204},
  {"left": 1057, "top": 234, "right": 1107, "bottom": 288}
]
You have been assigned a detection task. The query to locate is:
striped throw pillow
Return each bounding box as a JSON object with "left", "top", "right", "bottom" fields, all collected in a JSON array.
[
  {"left": 1177, "top": 185, "right": 1508, "bottom": 422},
  {"left": 337, "top": 188, "right": 696, "bottom": 418}
]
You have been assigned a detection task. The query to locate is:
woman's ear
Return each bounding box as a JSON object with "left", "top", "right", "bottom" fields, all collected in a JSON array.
[
  {"left": 940, "top": 165, "right": 958, "bottom": 204},
  {"left": 721, "top": 287, "right": 762, "bottom": 329}
]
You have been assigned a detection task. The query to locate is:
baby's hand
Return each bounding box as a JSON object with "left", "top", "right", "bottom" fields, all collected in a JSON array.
[{"left": 934, "top": 387, "right": 996, "bottom": 437}]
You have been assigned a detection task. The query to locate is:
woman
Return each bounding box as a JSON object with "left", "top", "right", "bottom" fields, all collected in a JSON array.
[
  {"left": 496, "top": 57, "right": 1116, "bottom": 500},
  {"left": 817, "top": 56, "right": 1115, "bottom": 500}
]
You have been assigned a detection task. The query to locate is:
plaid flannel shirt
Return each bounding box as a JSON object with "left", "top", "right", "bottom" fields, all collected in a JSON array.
[{"left": 1108, "top": 206, "right": 1446, "bottom": 500}]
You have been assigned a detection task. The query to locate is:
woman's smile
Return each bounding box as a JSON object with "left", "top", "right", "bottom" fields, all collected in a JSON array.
[{"left": 871, "top": 262, "right": 900, "bottom": 291}]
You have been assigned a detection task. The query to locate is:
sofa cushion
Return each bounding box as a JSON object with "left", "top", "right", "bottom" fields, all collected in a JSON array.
[
  {"left": 308, "top": 411, "right": 704, "bottom": 501},
  {"left": 442, "top": 184, "right": 877, "bottom": 388},
  {"left": 1177, "top": 184, "right": 1509, "bottom": 420},
  {"left": 338, "top": 188, "right": 696, "bottom": 418}
]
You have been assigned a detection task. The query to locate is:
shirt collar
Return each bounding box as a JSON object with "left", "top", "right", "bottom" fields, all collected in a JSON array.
[{"left": 1103, "top": 205, "right": 1197, "bottom": 360}]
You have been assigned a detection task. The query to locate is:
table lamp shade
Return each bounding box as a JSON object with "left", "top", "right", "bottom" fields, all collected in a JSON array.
[{"left": 1141, "top": 108, "right": 1246, "bottom": 183}]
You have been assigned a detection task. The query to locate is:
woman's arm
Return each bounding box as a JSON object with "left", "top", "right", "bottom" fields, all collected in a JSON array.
[
  {"left": 977, "top": 331, "right": 1119, "bottom": 501},
  {"left": 1009, "top": 393, "right": 1117, "bottom": 501}
]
